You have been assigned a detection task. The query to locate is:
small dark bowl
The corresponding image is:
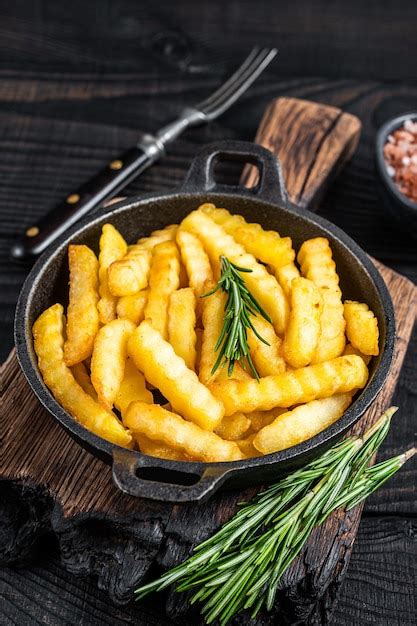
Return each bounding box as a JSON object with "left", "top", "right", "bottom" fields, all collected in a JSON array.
[{"left": 376, "top": 112, "right": 417, "bottom": 239}]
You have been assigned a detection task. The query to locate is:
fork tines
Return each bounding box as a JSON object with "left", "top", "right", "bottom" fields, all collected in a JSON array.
[{"left": 196, "top": 47, "right": 278, "bottom": 120}]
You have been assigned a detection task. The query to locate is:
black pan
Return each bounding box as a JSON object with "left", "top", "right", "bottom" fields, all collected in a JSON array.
[{"left": 14, "top": 141, "right": 395, "bottom": 503}]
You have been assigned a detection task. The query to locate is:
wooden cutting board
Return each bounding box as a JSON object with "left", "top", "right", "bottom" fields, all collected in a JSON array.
[{"left": 1, "top": 97, "right": 416, "bottom": 624}]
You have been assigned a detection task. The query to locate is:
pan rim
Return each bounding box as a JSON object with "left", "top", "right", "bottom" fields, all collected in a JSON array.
[{"left": 14, "top": 189, "right": 396, "bottom": 476}]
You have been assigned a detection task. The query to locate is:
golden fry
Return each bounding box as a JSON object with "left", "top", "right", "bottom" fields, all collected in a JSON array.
[
  {"left": 215, "top": 412, "right": 251, "bottom": 441},
  {"left": 91, "top": 319, "right": 135, "bottom": 410},
  {"left": 33, "top": 304, "right": 132, "bottom": 447},
  {"left": 64, "top": 244, "right": 100, "bottom": 366},
  {"left": 136, "top": 434, "right": 194, "bottom": 461},
  {"left": 247, "top": 407, "right": 287, "bottom": 432},
  {"left": 195, "top": 327, "right": 203, "bottom": 374},
  {"left": 236, "top": 434, "right": 259, "bottom": 458},
  {"left": 215, "top": 362, "right": 252, "bottom": 381},
  {"left": 297, "top": 237, "right": 345, "bottom": 362},
  {"left": 343, "top": 342, "right": 372, "bottom": 365},
  {"left": 114, "top": 357, "right": 153, "bottom": 417},
  {"left": 210, "top": 354, "right": 368, "bottom": 415},
  {"left": 108, "top": 248, "right": 151, "bottom": 297},
  {"left": 144, "top": 241, "right": 180, "bottom": 339},
  {"left": 275, "top": 262, "right": 300, "bottom": 298},
  {"left": 168, "top": 288, "right": 197, "bottom": 370},
  {"left": 253, "top": 394, "right": 353, "bottom": 454},
  {"left": 247, "top": 315, "right": 286, "bottom": 376},
  {"left": 71, "top": 361, "right": 97, "bottom": 400},
  {"left": 199, "top": 283, "right": 227, "bottom": 385},
  {"left": 233, "top": 226, "right": 294, "bottom": 270},
  {"left": 176, "top": 229, "right": 213, "bottom": 296},
  {"left": 344, "top": 300, "right": 380, "bottom": 356},
  {"left": 199, "top": 205, "right": 294, "bottom": 270},
  {"left": 116, "top": 290, "right": 148, "bottom": 324},
  {"left": 125, "top": 402, "right": 242, "bottom": 462},
  {"left": 199, "top": 203, "right": 242, "bottom": 227},
  {"left": 181, "top": 210, "right": 289, "bottom": 334},
  {"left": 136, "top": 224, "right": 178, "bottom": 247},
  {"left": 108, "top": 226, "right": 178, "bottom": 298},
  {"left": 128, "top": 320, "right": 224, "bottom": 431},
  {"left": 97, "top": 224, "right": 127, "bottom": 324},
  {"left": 282, "top": 277, "right": 323, "bottom": 368}
]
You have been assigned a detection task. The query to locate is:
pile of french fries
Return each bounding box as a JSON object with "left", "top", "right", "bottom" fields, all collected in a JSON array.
[{"left": 32, "top": 203, "right": 380, "bottom": 462}]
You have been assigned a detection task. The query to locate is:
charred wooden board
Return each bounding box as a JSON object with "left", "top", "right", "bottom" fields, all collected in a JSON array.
[{"left": 1, "top": 97, "right": 416, "bottom": 624}]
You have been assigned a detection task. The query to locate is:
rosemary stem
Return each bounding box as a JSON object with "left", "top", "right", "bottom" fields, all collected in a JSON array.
[{"left": 134, "top": 408, "right": 413, "bottom": 624}]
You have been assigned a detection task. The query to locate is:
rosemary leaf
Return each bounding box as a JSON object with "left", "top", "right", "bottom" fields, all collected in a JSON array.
[
  {"left": 134, "top": 408, "right": 415, "bottom": 624},
  {"left": 200, "top": 256, "right": 271, "bottom": 380}
]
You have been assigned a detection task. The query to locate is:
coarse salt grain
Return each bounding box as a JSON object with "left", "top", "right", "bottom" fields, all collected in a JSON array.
[{"left": 383, "top": 117, "right": 417, "bottom": 204}]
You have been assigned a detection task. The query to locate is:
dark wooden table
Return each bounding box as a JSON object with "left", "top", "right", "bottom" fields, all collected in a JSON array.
[{"left": 1, "top": 1, "right": 416, "bottom": 624}]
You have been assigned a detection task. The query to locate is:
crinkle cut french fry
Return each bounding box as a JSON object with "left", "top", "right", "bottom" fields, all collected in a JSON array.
[
  {"left": 114, "top": 357, "right": 153, "bottom": 418},
  {"left": 297, "top": 237, "right": 346, "bottom": 362},
  {"left": 128, "top": 320, "right": 224, "bottom": 431},
  {"left": 116, "top": 290, "right": 148, "bottom": 324},
  {"left": 344, "top": 300, "right": 380, "bottom": 356},
  {"left": 233, "top": 226, "right": 294, "bottom": 270},
  {"left": 64, "top": 244, "right": 100, "bottom": 366},
  {"left": 168, "top": 288, "right": 197, "bottom": 370},
  {"left": 247, "top": 407, "right": 287, "bottom": 432},
  {"left": 236, "top": 434, "right": 259, "bottom": 458},
  {"left": 71, "top": 362, "right": 97, "bottom": 400},
  {"left": 247, "top": 315, "right": 286, "bottom": 376},
  {"left": 210, "top": 354, "right": 368, "bottom": 415},
  {"left": 108, "top": 226, "right": 177, "bottom": 298},
  {"left": 343, "top": 342, "right": 372, "bottom": 365},
  {"left": 91, "top": 319, "right": 136, "bottom": 410},
  {"left": 195, "top": 327, "right": 203, "bottom": 375},
  {"left": 176, "top": 230, "right": 213, "bottom": 296},
  {"left": 144, "top": 241, "right": 180, "bottom": 339},
  {"left": 282, "top": 277, "right": 323, "bottom": 368},
  {"left": 199, "top": 203, "right": 241, "bottom": 226},
  {"left": 33, "top": 304, "right": 132, "bottom": 448},
  {"left": 136, "top": 224, "right": 178, "bottom": 247},
  {"left": 97, "top": 224, "right": 127, "bottom": 324},
  {"left": 136, "top": 434, "right": 194, "bottom": 461},
  {"left": 199, "top": 204, "right": 294, "bottom": 273},
  {"left": 125, "top": 402, "right": 242, "bottom": 462},
  {"left": 275, "top": 262, "right": 301, "bottom": 298},
  {"left": 313, "top": 286, "right": 346, "bottom": 363},
  {"left": 215, "top": 412, "right": 251, "bottom": 441},
  {"left": 107, "top": 248, "right": 151, "bottom": 297},
  {"left": 253, "top": 394, "right": 353, "bottom": 454},
  {"left": 199, "top": 283, "right": 227, "bottom": 385},
  {"left": 215, "top": 362, "right": 252, "bottom": 381},
  {"left": 181, "top": 210, "right": 289, "bottom": 334}
]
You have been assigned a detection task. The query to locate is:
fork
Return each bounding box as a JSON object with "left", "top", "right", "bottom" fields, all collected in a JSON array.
[{"left": 11, "top": 47, "right": 277, "bottom": 261}]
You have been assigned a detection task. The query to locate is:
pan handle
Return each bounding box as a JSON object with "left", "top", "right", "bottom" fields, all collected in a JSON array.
[
  {"left": 112, "top": 448, "right": 232, "bottom": 503},
  {"left": 181, "top": 140, "right": 289, "bottom": 206}
]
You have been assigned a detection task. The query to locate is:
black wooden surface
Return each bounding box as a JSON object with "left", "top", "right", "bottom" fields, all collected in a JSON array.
[{"left": 1, "top": 1, "right": 416, "bottom": 624}]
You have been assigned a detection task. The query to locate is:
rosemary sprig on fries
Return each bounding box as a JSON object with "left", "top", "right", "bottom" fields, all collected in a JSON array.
[
  {"left": 135, "top": 407, "right": 415, "bottom": 625},
  {"left": 201, "top": 256, "right": 271, "bottom": 380}
]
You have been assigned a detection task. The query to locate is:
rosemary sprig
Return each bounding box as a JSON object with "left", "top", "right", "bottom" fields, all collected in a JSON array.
[
  {"left": 201, "top": 256, "right": 271, "bottom": 380},
  {"left": 134, "top": 407, "right": 415, "bottom": 624}
]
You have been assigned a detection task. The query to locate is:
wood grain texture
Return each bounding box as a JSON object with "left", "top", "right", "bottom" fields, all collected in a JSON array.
[
  {"left": 242, "top": 97, "right": 361, "bottom": 209},
  {"left": 1, "top": 4, "right": 417, "bottom": 621},
  {"left": 1, "top": 261, "right": 416, "bottom": 620},
  {"left": 2, "top": 80, "right": 417, "bottom": 362},
  {"left": 2, "top": 515, "right": 416, "bottom": 626}
]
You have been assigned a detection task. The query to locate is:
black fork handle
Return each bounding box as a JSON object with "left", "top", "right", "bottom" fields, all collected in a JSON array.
[{"left": 10, "top": 139, "right": 163, "bottom": 262}]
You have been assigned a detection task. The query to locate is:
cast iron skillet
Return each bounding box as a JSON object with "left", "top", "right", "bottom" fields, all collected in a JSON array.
[{"left": 15, "top": 141, "right": 395, "bottom": 503}]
